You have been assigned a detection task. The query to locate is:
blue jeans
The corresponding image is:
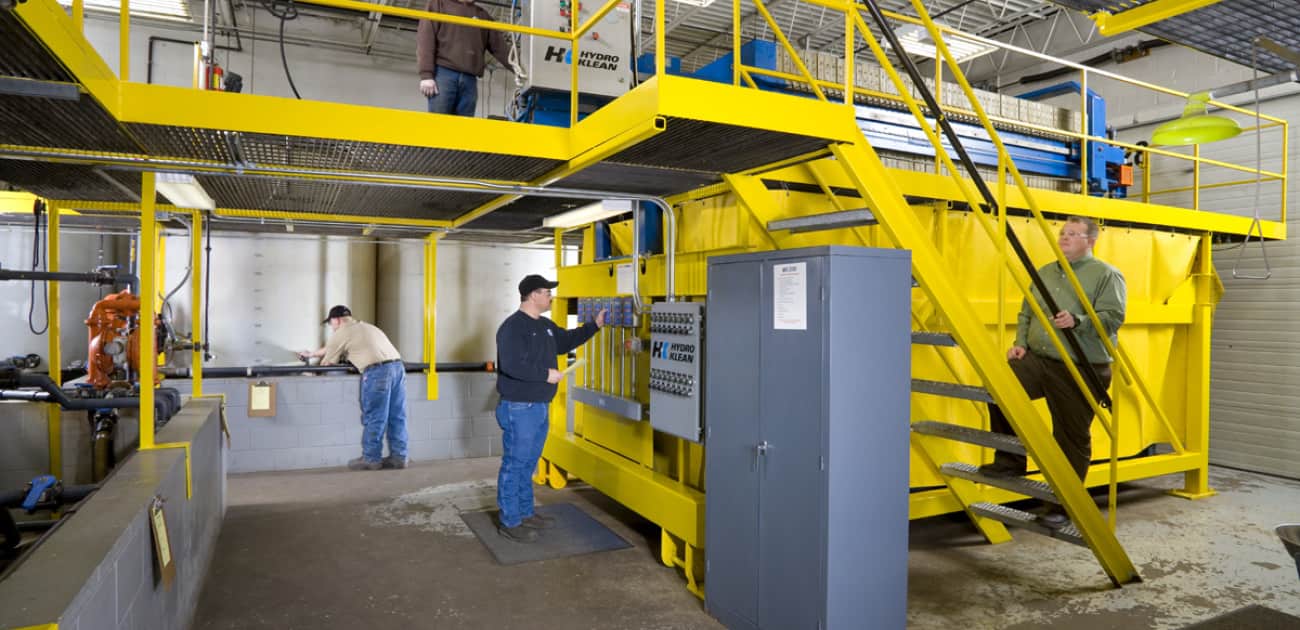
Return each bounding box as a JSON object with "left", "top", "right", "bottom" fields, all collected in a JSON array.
[
  {"left": 427, "top": 66, "right": 478, "bottom": 116},
  {"left": 495, "top": 400, "right": 549, "bottom": 528},
  {"left": 360, "top": 361, "right": 408, "bottom": 463}
]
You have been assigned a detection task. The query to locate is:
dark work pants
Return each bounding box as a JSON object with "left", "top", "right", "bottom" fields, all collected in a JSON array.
[{"left": 988, "top": 350, "right": 1112, "bottom": 482}]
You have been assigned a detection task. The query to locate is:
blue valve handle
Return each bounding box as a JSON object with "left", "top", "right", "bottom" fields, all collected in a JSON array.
[{"left": 23, "top": 474, "right": 58, "bottom": 512}]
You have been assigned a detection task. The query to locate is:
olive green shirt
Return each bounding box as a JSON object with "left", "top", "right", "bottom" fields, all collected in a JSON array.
[{"left": 1015, "top": 253, "right": 1126, "bottom": 364}]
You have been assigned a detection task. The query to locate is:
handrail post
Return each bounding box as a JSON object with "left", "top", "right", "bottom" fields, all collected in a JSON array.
[
  {"left": 655, "top": 0, "right": 665, "bottom": 76},
  {"left": 1193, "top": 144, "right": 1201, "bottom": 210},
  {"left": 732, "top": 0, "right": 741, "bottom": 86},
  {"left": 119, "top": 0, "right": 130, "bottom": 81}
]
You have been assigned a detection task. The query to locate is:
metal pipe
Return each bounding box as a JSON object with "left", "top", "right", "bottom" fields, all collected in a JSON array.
[
  {"left": 0, "top": 268, "right": 136, "bottom": 289},
  {"left": 158, "top": 361, "right": 491, "bottom": 378},
  {"left": 13, "top": 373, "right": 140, "bottom": 410},
  {"left": 0, "top": 147, "right": 679, "bottom": 304}
]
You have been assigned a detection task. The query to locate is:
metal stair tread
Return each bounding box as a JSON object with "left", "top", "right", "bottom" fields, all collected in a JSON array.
[
  {"left": 910, "top": 379, "right": 994, "bottom": 403},
  {"left": 911, "top": 331, "right": 956, "bottom": 346},
  {"left": 969, "top": 502, "right": 1086, "bottom": 546},
  {"left": 910, "top": 420, "right": 1027, "bottom": 455},
  {"left": 767, "top": 209, "right": 877, "bottom": 233},
  {"left": 940, "top": 462, "right": 1059, "bottom": 503}
]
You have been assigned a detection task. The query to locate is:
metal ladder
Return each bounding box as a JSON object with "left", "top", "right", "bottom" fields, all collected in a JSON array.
[{"left": 792, "top": 0, "right": 1138, "bottom": 587}]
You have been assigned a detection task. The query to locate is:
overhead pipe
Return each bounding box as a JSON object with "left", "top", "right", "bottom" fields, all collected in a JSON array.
[
  {"left": 0, "top": 267, "right": 137, "bottom": 291},
  {"left": 160, "top": 361, "right": 493, "bottom": 378},
  {"left": 0, "top": 146, "right": 680, "bottom": 302}
]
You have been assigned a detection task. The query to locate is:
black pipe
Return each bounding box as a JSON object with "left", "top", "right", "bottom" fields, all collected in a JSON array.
[
  {"left": 0, "top": 484, "right": 97, "bottom": 509},
  {"left": 160, "top": 361, "right": 492, "bottom": 379},
  {"left": 0, "top": 267, "right": 136, "bottom": 289},
  {"left": 15, "top": 373, "right": 141, "bottom": 410},
  {"left": 1017, "top": 40, "right": 1169, "bottom": 87},
  {"left": 203, "top": 210, "right": 212, "bottom": 362},
  {"left": 860, "top": 0, "right": 1111, "bottom": 407},
  {"left": 0, "top": 509, "right": 16, "bottom": 551}
]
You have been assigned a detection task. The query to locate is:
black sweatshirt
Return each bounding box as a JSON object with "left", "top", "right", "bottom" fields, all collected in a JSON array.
[{"left": 495, "top": 311, "right": 600, "bottom": 403}]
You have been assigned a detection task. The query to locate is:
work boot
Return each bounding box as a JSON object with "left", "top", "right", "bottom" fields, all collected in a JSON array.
[
  {"left": 522, "top": 513, "right": 557, "bottom": 529},
  {"left": 347, "top": 457, "right": 382, "bottom": 471},
  {"left": 1038, "top": 507, "right": 1070, "bottom": 529},
  {"left": 381, "top": 456, "right": 407, "bottom": 470},
  {"left": 498, "top": 524, "right": 540, "bottom": 543}
]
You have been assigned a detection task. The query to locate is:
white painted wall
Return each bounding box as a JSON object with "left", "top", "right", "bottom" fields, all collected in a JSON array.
[
  {"left": 2, "top": 229, "right": 130, "bottom": 367},
  {"left": 79, "top": 11, "right": 518, "bottom": 116},
  {"left": 161, "top": 232, "right": 377, "bottom": 366},
  {"left": 375, "top": 239, "right": 566, "bottom": 364}
]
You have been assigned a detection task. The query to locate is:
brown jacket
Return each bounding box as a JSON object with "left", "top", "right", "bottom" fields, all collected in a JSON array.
[{"left": 416, "top": 0, "right": 512, "bottom": 80}]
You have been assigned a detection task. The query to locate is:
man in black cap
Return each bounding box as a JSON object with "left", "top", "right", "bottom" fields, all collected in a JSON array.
[
  {"left": 299, "top": 305, "right": 408, "bottom": 471},
  {"left": 493, "top": 275, "right": 605, "bottom": 542}
]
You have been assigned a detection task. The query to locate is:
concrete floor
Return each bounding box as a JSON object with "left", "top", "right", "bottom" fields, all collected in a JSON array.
[{"left": 193, "top": 460, "right": 1300, "bottom": 629}]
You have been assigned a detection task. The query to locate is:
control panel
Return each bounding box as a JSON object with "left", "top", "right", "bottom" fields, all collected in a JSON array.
[
  {"left": 577, "top": 296, "right": 637, "bottom": 327},
  {"left": 520, "top": 0, "right": 633, "bottom": 98},
  {"left": 649, "top": 302, "right": 703, "bottom": 442}
]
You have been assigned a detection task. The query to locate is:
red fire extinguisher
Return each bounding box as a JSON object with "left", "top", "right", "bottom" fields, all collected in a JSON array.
[{"left": 208, "top": 62, "right": 224, "bottom": 91}]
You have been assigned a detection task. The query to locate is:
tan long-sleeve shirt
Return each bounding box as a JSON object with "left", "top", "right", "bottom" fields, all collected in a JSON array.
[
  {"left": 416, "top": 0, "right": 512, "bottom": 80},
  {"left": 323, "top": 320, "right": 401, "bottom": 372}
]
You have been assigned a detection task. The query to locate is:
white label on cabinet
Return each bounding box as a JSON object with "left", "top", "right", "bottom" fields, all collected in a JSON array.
[{"left": 773, "top": 262, "right": 807, "bottom": 330}]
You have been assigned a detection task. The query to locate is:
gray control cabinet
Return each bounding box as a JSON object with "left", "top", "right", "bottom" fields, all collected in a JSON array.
[
  {"left": 649, "top": 302, "right": 704, "bottom": 442},
  {"left": 521, "top": 0, "right": 633, "bottom": 97},
  {"left": 704, "top": 246, "right": 910, "bottom": 630}
]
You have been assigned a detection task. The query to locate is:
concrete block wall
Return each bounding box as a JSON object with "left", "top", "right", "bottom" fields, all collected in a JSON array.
[
  {"left": 0, "top": 402, "right": 49, "bottom": 490},
  {"left": 0, "top": 399, "right": 225, "bottom": 630},
  {"left": 0, "top": 401, "right": 142, "bottom": 488},
  {"left": 168, "top": 371, "right": 504, "bottom": 473}
]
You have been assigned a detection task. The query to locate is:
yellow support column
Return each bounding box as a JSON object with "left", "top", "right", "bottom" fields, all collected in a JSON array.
[
  {"left": 139, "top": 173, "right": 156, "bottom": 449},
  {"left": 46, "top": 203, "right": 62, "bottom": 478},
  {"left": 1172, "top": 233, "right": 1217, "bottom": 499},
  {"left": 190, "top": 211, "right": 204, "bottom": 396},
  {"left": 118, "top": 0, "right": 129, "bottom": 81},
  {"left": 423, "top": 233, "right": 440, "bottom": 400}
]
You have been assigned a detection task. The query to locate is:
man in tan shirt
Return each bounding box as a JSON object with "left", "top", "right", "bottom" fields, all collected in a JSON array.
[{"left": 300, "top": 305, "right": 407, "bottom": 471}]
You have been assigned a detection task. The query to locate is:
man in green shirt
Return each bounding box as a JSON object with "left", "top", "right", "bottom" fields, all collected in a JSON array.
[{"left": 979, "top": 216, "right": 1127, "bottom": 527}]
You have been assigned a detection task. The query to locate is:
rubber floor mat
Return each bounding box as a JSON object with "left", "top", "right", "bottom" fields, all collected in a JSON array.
[{"left": 460, "top": 502, "right": 632, "bottom": 566}]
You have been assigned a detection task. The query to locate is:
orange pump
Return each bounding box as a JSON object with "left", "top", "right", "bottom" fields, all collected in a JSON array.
[{"left": 86, "top": 290, "right": 158, "bottom": 389}]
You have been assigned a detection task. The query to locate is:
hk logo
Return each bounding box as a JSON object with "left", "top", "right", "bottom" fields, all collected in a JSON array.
[{"left": 544, "top": 46, "right": 569, "bottom": 63}]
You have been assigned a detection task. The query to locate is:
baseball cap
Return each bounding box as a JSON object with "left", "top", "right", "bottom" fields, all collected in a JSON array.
[
  {"left": 321, "top": 305, "right": 351, "bottom": 324},
  {"left": 518, "top": 274, "right": 559, "bottom": 299}
]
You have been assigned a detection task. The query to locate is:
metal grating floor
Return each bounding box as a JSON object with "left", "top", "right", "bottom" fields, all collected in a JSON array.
[
  {"left": 125, "top": 124, "right": 565, "bottom": 183},
  {"left": 550, "top": 162, "right": 719, "bottom": 196},
  {"left": 194, "top": 175, "right": 493, "bottom": 221},
  {"left": 0, "top": 11, "right": 75, "bottom": 82},
  {"left": 607, "top": 118, "right": 831, "bottom": 173},
  {"left": 0, "top": 160, "right": 154, "bottom": 202},
  {"left": 1051, "top": 0, "right": 1300, "bottom": 74}
]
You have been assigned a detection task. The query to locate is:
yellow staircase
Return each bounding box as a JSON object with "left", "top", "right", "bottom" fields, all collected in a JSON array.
[{"left": 728, "top": 0, "right": 1151, "bottom": 586}]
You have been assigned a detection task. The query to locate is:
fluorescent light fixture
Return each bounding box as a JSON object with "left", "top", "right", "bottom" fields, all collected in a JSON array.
[
  {"left": 155, "top": 172, "right": 216, "bottom": 210},
  {"left": 542, "top": 200, "right": 634, "bottom": 229},
  {"left": 890, "top": 24, "right": 996, "bottom": 63},
  {"left": 673, "top": 0, "right": 716, "bottom": 7},
  {"left": 57, "top": 0, "right": 192, "bottom": 20}
]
